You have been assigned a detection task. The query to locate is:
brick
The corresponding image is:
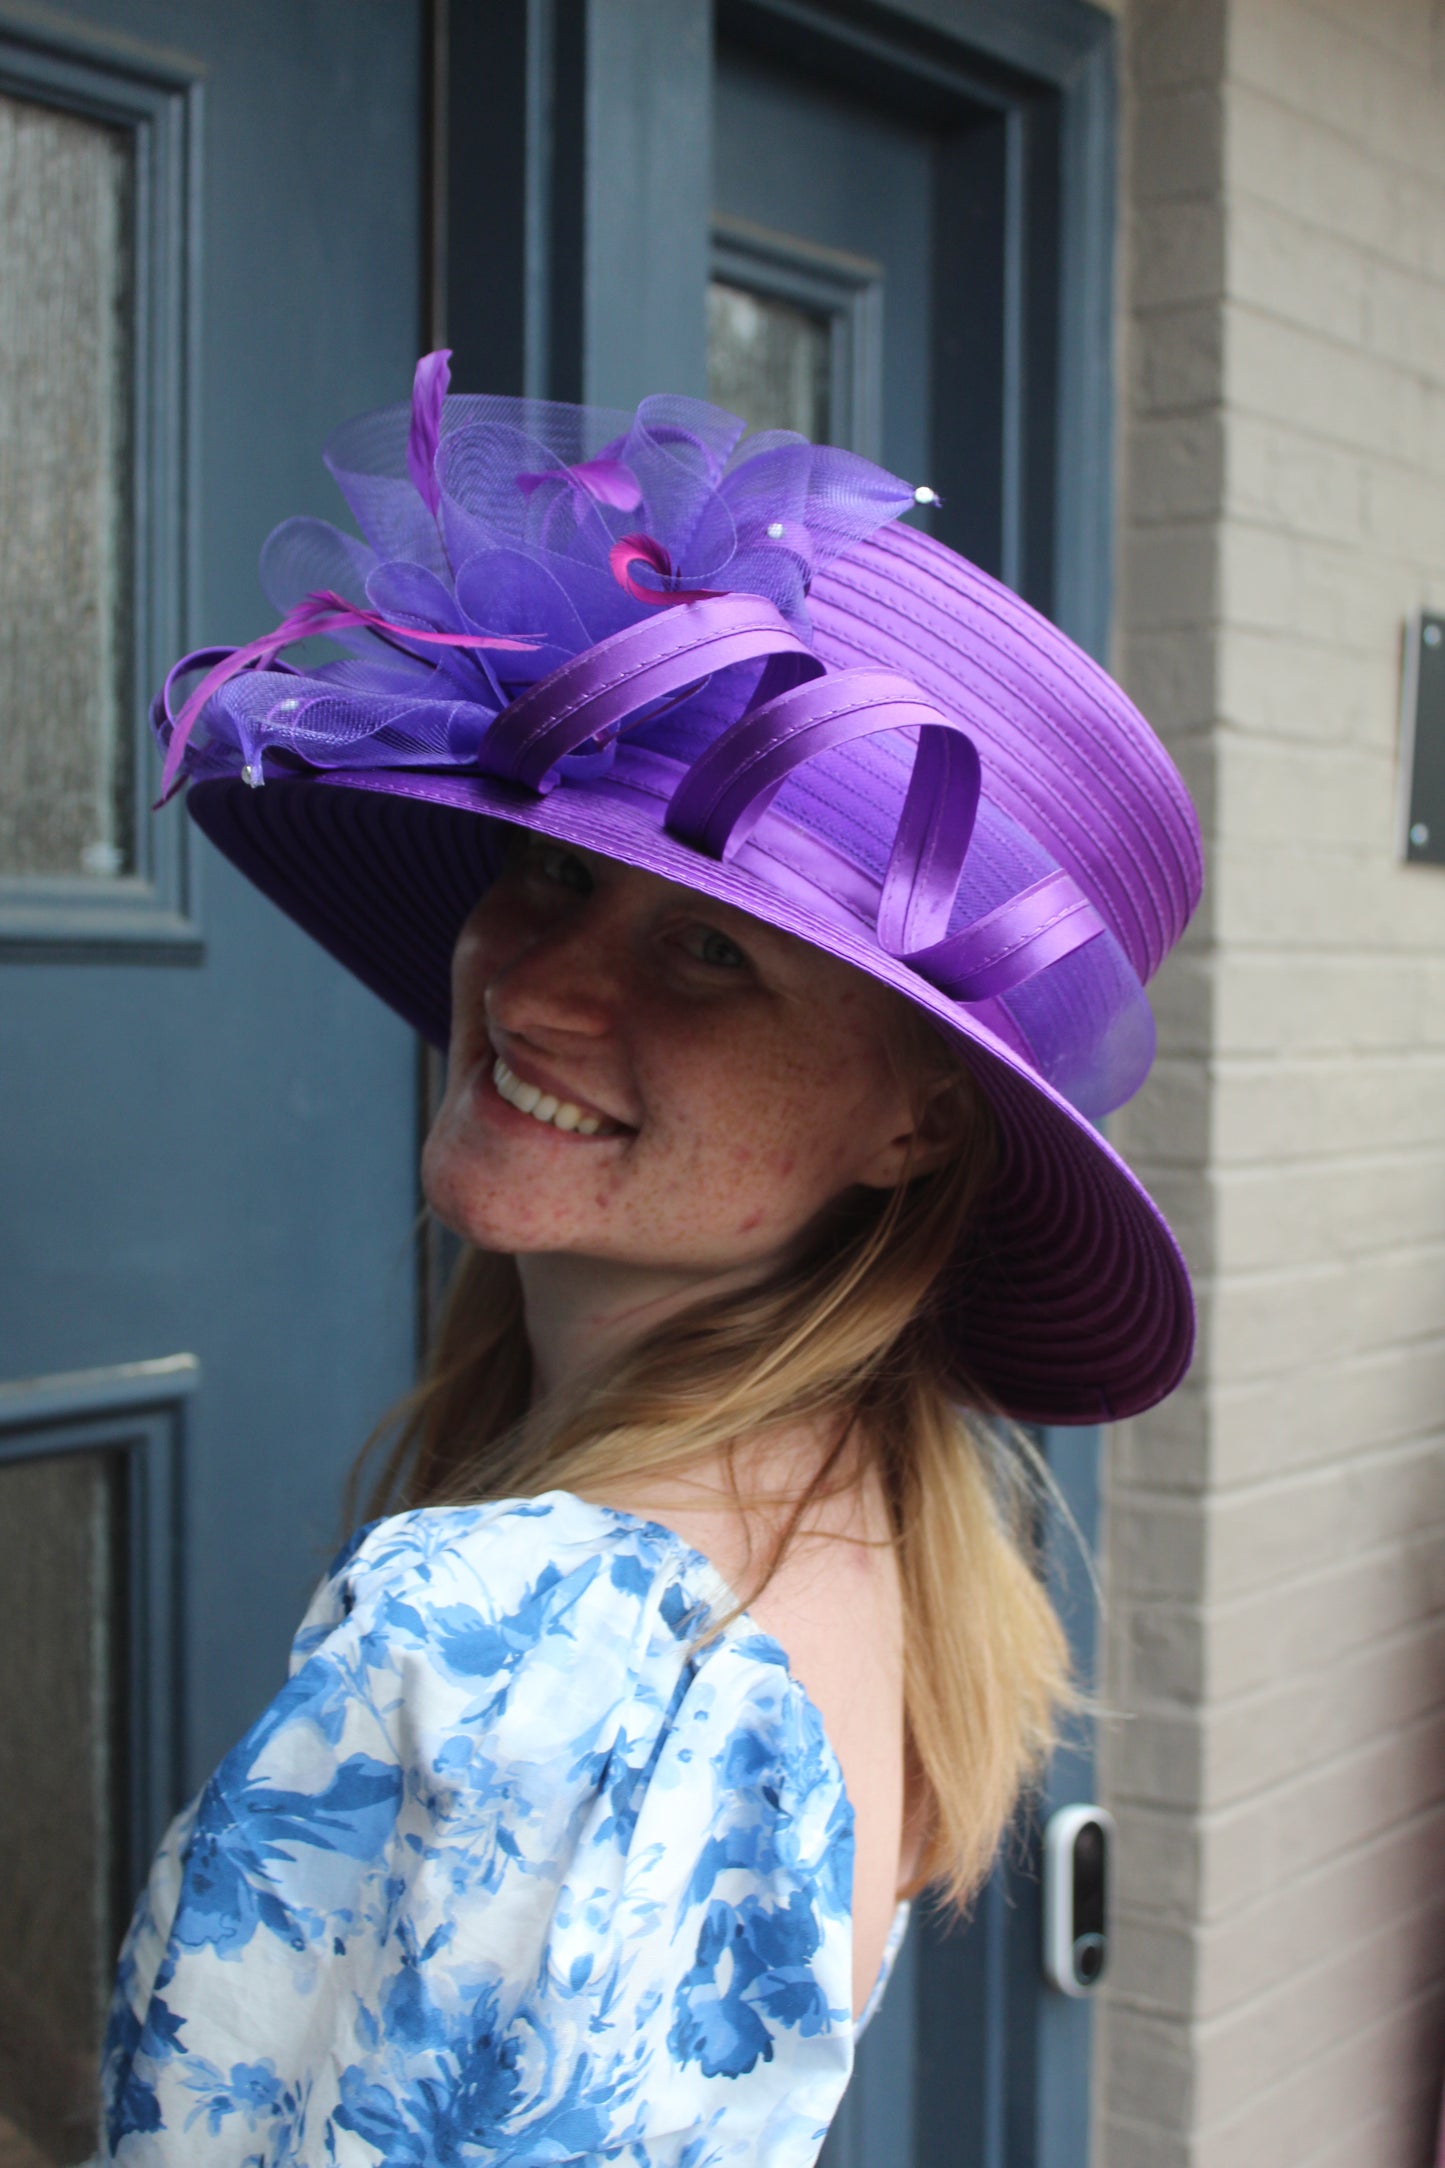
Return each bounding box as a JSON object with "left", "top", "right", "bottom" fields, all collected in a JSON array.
[
  {"left": 1212, "top": 849, "right": 1445, "bottom": 950},
  {"left": 1226, "top": 302, "right": 1436, "bottom": 467},
  {"left": 1106, "top": 1909, "right": 1198, "bottom": 2016},
  {"left": 1299, "top": 2077, "right": 1445, "bottom": 2168},
  {"left": 1228, "top": 3, "right": 1400, "bottom": 161},
  {"left": 1126, "top": 411, "right": 1226, "bottom": 524},
  {"left": 1104, "top": 2006, "right": 1195, "bottom": 2127},
  {"left": 1211, "top": 1152, "right": 1445, "bottom": 1272},
  {"left": 1362, "top": 454, "right": 1445, "bottom": 566},
  {"left": 1211, "top": 951, "right": 1430, "bottom": 1057},
  {"left": 1201, "top": 1619, "right": 1445, "bottom": 1807},
  {"left": 1110, "top": 1487, "right": 1211, "bottom": 1597},
  {"left": 1109, "top": 1053, "right": 1210, "bottom": 1163},
  {"left": 1291, "top": 0, "right": 1436, "bottom": 73},
  {"left": 1194, "top": 1879, "right": 1445, "bottom": 2121},
  {"left": 1227, "top": 196, "right": 1372, "bottom": 349},
  {"left": 1216, "top": 745, "right": 1396, "bottom": 854},
  {"left": 1106, "top": 1699, "right": 1205, "bottom": 1808},
  {"left": 1098, "top": 2113, "right": 1192, "bottom": 2168},
  {"left": 1131, "top": 84, "right": 1224, "bottom": 202},
  {"left": 1128, "top": 299, "right": 1226, "bottom": 412},
  {"left": 1212, "top": 1054, "right": 1445, "bottom": 1165},
  {"left": 1109, "top": 1799, "right": 1207, "bottom": 1917},
  {"left": 1222, "top": 411, "right": 1374, "bottom": 548},
  {"left": 1193, "top": 1979, "right": 1445, "bottom": 2165},
  {"left": 1203, "top": 1357, "right": 1445, "bottom": 1484},
  {"left": 1118, "top": 1598, "right": 1207, "bottom": 1702},
  {"left": 1119, "top": 1721, "right": 1440, "bottom": 1934},
  {"left": 1105, "top": 1383, "right": 1211, "bottom": 1494},
  {"left": 1116, "top": 622, "right": 1219, "bottom": 734},
  {"left": 1128, "top": 0, "right": 1227, "bottom": 94},
  {"left": 1120, "top": 521, "right": 1219, "bottom": 628},
  {"left": 1191, "top": 1541, "right": 1445, "bottom": 1706},
  {"left": 1226, "top": 82, "right": 1406, "bottom": 260},
  {"left": 1192, "top": 1810, "right": 1445, "bottom": 2018},
  {"left": 1132, "top": 199, "right": 1227, "bottom": 310},
  {"left": 1209, "top": 1263, "right": 1445, "bottom": 1381}
]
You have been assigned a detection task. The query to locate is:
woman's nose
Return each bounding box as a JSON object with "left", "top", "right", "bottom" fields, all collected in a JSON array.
[{"left": 485, "top": 906, "right": 629, "bottom": 1042}]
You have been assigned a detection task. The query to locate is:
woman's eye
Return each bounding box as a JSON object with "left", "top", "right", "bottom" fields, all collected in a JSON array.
[
  {"left": 530, "top": 844, "right": 593, "bottom": 894},
  {"left": 687, "top": 926, "right": 748, "bottom": 971}
]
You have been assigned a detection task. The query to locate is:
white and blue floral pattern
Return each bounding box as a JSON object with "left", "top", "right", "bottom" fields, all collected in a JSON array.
[{"left": 98, "top": 1492, "right": 894, "bottom": 2165}]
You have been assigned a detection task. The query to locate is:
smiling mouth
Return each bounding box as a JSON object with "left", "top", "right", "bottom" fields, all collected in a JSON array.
[{"left": 491, "top": 1055, "right": 628, "bottom": 1138}]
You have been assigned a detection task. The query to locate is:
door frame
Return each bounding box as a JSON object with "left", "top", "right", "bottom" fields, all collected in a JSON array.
[
  {"left": 429, "top": 5, "right": 1117, "bottom": 2161},
  {"left": 429, "top": 0, "right": 1115, "bottom": 659}
]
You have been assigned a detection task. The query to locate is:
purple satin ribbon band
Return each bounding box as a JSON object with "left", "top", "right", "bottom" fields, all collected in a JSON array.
[
  {"left": 475, "top": 591, "right": 1106, "bottom": 1004},
  {"left": 909, "top": 871, "right": 1106, "bottom": 1002},
  {"left": 476, "top": 592, "right": 820, "bottom": 794}
]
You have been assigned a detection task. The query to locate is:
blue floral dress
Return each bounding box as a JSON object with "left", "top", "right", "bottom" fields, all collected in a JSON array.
[{"left": 97, "top": 1492, "right": 906, "bottom": 2165}]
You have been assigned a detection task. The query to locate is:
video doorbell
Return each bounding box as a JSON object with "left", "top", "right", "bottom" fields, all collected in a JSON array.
[{"left": 1042, "top": 1804, "right": 1114, "bottom": 1996}]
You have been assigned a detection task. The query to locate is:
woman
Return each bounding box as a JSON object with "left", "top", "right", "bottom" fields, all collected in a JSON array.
[{"left": 100, "top": 355, "right": 1201, "bottom": 2164}]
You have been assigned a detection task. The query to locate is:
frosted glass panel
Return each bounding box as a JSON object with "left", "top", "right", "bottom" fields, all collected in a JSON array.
[
  {"left": 0, "top": 93, "right": 134, "bottom": 880},
  {"left": 0, "top": 1452, "right": 122, "bottom": 2162},
  {"left": 707, "top": 278, "right": 830, "bottom": 441}
]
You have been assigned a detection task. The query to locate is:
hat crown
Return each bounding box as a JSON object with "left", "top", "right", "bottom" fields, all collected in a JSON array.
[{"left": 810, "top": 523, "right": 1202, "bottom": 991}]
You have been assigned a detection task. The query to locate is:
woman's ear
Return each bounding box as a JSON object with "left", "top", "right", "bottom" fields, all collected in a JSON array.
[{"left": 855, "top": 1069, "right": 978, "bottom": 1190}]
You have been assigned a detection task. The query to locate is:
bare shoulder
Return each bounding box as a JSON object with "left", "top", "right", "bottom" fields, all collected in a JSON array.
[{"left": 582, "top": 1428, "right": 909, "bottom": 2019}]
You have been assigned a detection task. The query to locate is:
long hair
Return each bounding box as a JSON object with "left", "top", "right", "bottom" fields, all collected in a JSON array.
[{"left": 355, "top": 1024, "right": 1073, "bottom": 1908}]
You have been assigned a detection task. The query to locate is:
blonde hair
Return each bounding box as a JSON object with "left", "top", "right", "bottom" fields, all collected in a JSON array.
[{"left": 357, "top": 1028, "right": 1073, "bottom": 1909}]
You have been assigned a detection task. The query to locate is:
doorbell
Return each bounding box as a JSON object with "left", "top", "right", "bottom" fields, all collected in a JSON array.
[{"left": 1042, "top": 1804, "right": 1114, "bottom": 1996}]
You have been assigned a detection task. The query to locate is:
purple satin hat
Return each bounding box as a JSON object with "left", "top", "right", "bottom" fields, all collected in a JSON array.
[{"left": 157, "top": 352, "right": 1202, "bottom": 1424}]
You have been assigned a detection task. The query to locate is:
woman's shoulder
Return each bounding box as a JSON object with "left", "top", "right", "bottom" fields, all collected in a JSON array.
[
  {"left": 104, "top": 1489, "right": 857, "bottom": 2164},
  {"left": 312, "top": 1487, "right": 723, "bottom": 1620},
  {"left": 292, "top": 1489, "right": 788, "bottom": 1721}
]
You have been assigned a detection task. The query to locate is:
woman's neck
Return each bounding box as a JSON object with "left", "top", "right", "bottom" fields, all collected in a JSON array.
[{"left": 515, "top": 1249, "right": 764, "bottom": 1402}]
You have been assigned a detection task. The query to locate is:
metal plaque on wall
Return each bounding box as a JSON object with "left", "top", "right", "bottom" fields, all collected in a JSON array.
[{"left": 1398, "top": 610, "right": 1445, "bottom": 865}]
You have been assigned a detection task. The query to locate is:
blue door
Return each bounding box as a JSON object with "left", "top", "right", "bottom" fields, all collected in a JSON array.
[
  {"left": 0, "top": 4, "right": 422, "bottom": 2156},
  {"left": 706, "top": 16, "right": 1117, "bottom": 2168},
  {"left": 0, "top": 4, "right": 1118, "bottom": 2161},
  {"left": 707, "top": 20, "right": 1116, "bottom": 2168},
  {"left": 437, "top": 5, "right": 1117, "bottom": 2159}
]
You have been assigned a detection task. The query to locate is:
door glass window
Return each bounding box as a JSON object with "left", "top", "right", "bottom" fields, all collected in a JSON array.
[
  {"left": 0, "top": 1451, "right": 123, "bottom": 2163},
  {"left": 706, "top": 278, "right": 831, "bottom": 441},
  {"left": 0, "top": 92, "right": 135, "bottom": 881}
]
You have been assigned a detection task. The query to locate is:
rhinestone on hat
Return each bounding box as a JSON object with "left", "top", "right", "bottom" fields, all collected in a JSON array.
[{"left": 766, "top": 521, "right": 785, "bottom": 538}]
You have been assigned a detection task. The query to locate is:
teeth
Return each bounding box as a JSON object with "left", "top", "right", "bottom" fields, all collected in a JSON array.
[{"left": 492, "top": 1057, "right": 610, "bottom": 1137}]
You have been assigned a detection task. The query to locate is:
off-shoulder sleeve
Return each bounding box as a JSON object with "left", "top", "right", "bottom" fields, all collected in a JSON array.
[{"left": 97, "top": 1498, "right": 855, "bottom": 2167}]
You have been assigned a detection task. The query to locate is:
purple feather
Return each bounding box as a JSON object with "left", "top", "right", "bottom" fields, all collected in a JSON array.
[
  {"left": 517, "top": 455, "right": 643, "bottom": 512},
  {"left": 406, "top": 348, "right": 452, "bottom": 516}
]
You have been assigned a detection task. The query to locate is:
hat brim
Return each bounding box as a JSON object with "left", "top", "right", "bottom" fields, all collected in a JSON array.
[{"left": 189, "top": 768, "right": 1193, "bottom": 1424}]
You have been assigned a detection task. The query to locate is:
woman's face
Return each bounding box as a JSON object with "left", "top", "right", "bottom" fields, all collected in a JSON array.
[{"left": 422, "top": 834, "right": 930, "bottom": 1275}]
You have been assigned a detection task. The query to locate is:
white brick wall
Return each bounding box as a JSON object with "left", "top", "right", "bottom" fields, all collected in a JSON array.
[{"left": 1102, "top": 0, "right": 1445, "bottom": 2161}]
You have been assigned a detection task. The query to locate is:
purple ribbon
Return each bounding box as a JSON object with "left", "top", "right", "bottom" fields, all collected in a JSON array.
[
  {"left": 475, "top": 593, "right": 1106, "bottom": 1005},
  {"left": 518, "top": 455, "right": 643, "bottom": 512},
  {"left": 406, "top": 348, "right": 452, "bottom": 516},
  {"left": 476, "top": 593, "right": 818, "bottom": 795}
]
